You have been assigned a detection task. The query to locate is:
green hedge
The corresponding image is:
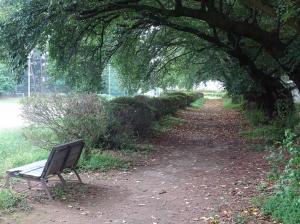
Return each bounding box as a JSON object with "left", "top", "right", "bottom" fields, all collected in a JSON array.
[
  {"left": 22, "top": 92, "right": 202, "bottom": 151},
  {"left": 109, "top": 92, "right": 201, "bottom": 137}
]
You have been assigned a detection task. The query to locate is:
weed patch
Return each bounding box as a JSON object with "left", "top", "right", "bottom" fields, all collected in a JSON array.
[
  {"left": 223, "top": 98, "right": 242, "bottom": 110},
  {"left": 152, "top": 115, "right": 185, "bottom": 136},
  {"left": 80, "top": 152, "right": 130, "bottom": 171},
  {"left": 0, "top": 189, "right": 29, "bottom": 212},
  {"left": 191, "top": 98, "right": 206, "bottom": 108},
  {"left": 240, "top": 125, "right": 282, "bottom": 144}
]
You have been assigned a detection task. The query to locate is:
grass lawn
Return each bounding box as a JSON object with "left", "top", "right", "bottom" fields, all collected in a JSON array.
[
  {"left": 191, "top": 98, "right": 206, "bottom": 108},
  {"left": 0, "top": 129, "right": 48, "bottom": 177},
  {"left": 223, "top": 98, "right": 242, "bottom": 110},
  {"left": 202, "top": 91, "right": 226, "bottom": 99},
  {"left": 0, "top": 98, "right": 21, "bottom": 104}
]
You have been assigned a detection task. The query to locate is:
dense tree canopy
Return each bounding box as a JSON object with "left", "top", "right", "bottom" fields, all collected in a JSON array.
[
  {"left": 0, "top": 63, "right": 15, "bottom": 95},
  {"left": 0, "top": 0, "right": 300, "bottom": 115}
]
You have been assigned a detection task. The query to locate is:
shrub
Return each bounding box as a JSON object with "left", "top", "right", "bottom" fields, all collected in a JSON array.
[
  {"left": 21, "top": 92, "right": 200, "bottom": 154},
  {"left": 263, "top": 130, "right": 300, "bottom": 224},
  {"left": 109, "top": 96, "right": 155, "bottom": 137},
  {"left": 107, "top": 92, "right": 200, "bottom": 141},
  {"left": 21, "top": 94, "right": 109, "bottom": 156},
  {"left": 166, "top": 92, "right": 199, "bottom": 107},
  {"left": 151, "top": 96, "right": 179, "bottom": 116},
  {"left": 263, "top": 192, "right": 300, "bottom": 224},
  {"left": 193, "top": 91, "right": 204, "bottom": 99},
  {"left": 149, "top": 92, "right": 201, "bottom": 119}
]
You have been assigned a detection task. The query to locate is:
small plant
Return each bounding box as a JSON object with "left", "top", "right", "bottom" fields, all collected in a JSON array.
[
  {"left": 235, "top": 214, "right": 250, "bottom": 224},
  {"left": 0, "top": 189, "right": 29, "bottom": 212},
  {"left": 52, "top": 185, "right": 67, "bottom": 200}
]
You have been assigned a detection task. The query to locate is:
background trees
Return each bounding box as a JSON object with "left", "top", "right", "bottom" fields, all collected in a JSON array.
[
  {"left": 0, "top": 0, "right": 299, "bottom": 116},
  {"left": 0, "top": 63, "right": 15, "bottom": 95}
]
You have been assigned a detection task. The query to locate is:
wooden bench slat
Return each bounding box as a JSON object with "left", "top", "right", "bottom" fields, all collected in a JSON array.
[
  {"left": 20, "top": 167, "right": 44, "bottom": 178},
  {"left": 6, "top": 160, "right": 47, "bottom": 174}
]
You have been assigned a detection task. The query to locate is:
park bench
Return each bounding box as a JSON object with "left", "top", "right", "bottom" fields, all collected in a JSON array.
[{"left": 5, "top": 139, "right": 84, "bottom": 199}]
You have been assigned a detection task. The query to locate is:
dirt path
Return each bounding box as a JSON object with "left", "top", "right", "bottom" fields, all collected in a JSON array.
[{"left": 3, "top": 100, "right": 269, "bottom": 224}]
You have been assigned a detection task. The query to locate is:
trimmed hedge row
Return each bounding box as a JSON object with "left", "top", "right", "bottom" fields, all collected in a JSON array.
[
  {"left": 109, "top": 92, "right": 202, "bottom": 137},
  {"left": 21, "top": 92, "right": 203, "bottom": 152}
]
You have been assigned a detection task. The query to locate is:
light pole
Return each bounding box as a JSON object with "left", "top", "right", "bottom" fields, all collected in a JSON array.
[
  {"left": 27, "top": 51, "right": 33, "bottom": 97},
  {"left": 40, "top": 53, "right": 46, "bottom": 93},
  {"left": 108, "top": 64, "right": 111, "bottom": 100}
]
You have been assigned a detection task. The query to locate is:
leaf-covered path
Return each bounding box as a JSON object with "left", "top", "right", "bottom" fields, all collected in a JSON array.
[{"left": 4, "top": 100, "right": 269, "bottom": 224}]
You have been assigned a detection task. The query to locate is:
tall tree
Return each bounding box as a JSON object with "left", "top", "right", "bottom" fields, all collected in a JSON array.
[{"left": 0, "top": 0, "right": 299, "bottom": 115}]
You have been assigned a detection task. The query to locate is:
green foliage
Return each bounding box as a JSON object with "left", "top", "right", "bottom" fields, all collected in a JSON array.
[
  {"left": 0, "top": 189, "right": 29, "bottom": 212},
  {"left": 263, "top": 130, "right": 300, "bottom": 224},
  {"left": 276, "top": 0, "right": 298, "bottom": 22},
  {"left": 0, "top": 63, "right": 16, "bottom": 95}
]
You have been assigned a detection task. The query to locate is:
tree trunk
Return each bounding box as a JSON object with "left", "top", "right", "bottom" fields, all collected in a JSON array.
[{"left": 258, "top": 76, "right": 294, "bottom": 118}]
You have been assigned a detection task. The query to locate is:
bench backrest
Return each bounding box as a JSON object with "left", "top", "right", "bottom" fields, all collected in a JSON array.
[{"left": 41, "top": 139, "right": 84, "bottom": 178}]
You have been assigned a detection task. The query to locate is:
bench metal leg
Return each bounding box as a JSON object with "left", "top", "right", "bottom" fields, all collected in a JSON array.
[
  {"left": 5, "top": 175, "right": 10, "bottom": 188},
  {"left": 41, "top": 179, "right": 52, "bottom": 200},
  {"left": 26, "top": 180, "right": 32, "bottom": 189},
  {"left": 57, "top": 174, "right": 66, "bottom": 186},
  {"left": 73, "top": 169, "right": 82, "bottom": 183}
]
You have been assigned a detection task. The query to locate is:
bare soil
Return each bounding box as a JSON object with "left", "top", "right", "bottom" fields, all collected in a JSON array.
[{"left": 2, "top": 100, "right": 270, "bottom": 224}]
